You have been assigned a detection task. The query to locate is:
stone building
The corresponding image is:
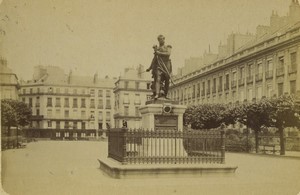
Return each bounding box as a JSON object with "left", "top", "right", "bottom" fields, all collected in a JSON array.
[
  {"left": 19, "top": 66, "right": 116, "bottom": 139},
  {"left": 114, "top": 65, "right": 152, "bottom": 129},
  {"left": 0, "top": 58, "right": 19, "bottom": 100},
  {"left": 169, "top": 1, "right": 300, "bottom": 106}
]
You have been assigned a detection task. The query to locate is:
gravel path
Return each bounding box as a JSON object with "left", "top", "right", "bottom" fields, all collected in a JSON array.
[{"left": 1, "top": 141, "right": 300, "bottom": 195}]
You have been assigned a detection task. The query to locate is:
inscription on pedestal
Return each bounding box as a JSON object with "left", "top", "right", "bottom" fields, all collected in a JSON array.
[{"left": 154, "top": 115, "right": 178, "bottom": 130}]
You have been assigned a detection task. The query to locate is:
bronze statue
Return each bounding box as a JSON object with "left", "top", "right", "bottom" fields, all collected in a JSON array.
[{"left": 146, "top": 35, "right": 173, "bottom": 99}]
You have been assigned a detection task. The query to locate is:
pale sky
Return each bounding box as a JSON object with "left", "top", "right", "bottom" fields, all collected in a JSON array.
[{"left": 0, "top": 0, "right": 291, "bottom": 80}]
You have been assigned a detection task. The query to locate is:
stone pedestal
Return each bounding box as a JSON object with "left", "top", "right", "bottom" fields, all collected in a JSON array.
[{"left": 139, "top": 99, "right": 187, "bottom": 131}]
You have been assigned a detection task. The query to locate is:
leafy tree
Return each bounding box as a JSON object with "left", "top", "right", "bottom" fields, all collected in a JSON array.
[
  {"left": 1, "top": 99, "right": 32, "bottom": 135},
  {"left": 184, "top": 104, "right": 236, "bottom": 129},
  {"left": 269, "top": 95, "right": 300, "bottom": 155}
]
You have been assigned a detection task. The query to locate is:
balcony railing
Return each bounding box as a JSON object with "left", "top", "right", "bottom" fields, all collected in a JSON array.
[
  {"left": 265, "top": 70, "right": 273, "bottom": 79},
  {"left": 108, "top": 128, "right": 225, "bottom": 164},
  {"left": 224, "top": 83, "right": 230, "bottom": 90},
  {"left": 255, "top": 73, "right": 263, "bottom": 82},
  {"left": 238, "top": 78, "right": 245, "bottom": 86},
  {"left": 246, "top": 76, "right": 253, "bottom": 84},
  {"left": 35, "top": 103, "right": 40, "bottom": 107},
  {"left": 276, "top": 68, "right": 284, "bottom": 77},
  {"left": 212, "top": 88, "right": 216, "bottom": 94},
  {"left": 288, "top": 66, "right": 297, "bottom": 74},
  {"left": 231, "top": 81, "right": 236, "bottom": 89},
  {"left": 218, "top": 86, "right": 222, "bottom": 92}
]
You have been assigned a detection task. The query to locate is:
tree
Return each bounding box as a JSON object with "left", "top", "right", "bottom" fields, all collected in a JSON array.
[
  {"left": 184, "top": 104, "right": 236, "bottom": 129},
  {"left": 269, "top": 95, "right": 300, "bottom": 155},
  {"left": 1, "top": 99, "right": 32, "bottom": 135},
  {"left": 234, "top": 99, "right": 275, "bottom": 153}
]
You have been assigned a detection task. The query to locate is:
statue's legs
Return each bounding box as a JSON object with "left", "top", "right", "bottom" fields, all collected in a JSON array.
[
  {"left": 155, "top": 74, "right": 161, "bottom": 99},
  {"left": 164, "top": 75, "right": 170, "bottom": 97}
]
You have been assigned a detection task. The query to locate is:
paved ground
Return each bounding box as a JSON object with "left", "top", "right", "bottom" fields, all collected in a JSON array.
[{"left": 1, "top": 141, "right": 300, "bottom": 195}]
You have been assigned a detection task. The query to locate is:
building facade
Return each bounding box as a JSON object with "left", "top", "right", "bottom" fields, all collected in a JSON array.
[
  {"left": 114, "top": 65, "right": 152, "bottom": 129},
  {"left": 20, "top": 66, "right": 116, "bottom": 139},
  {"left": 0, "top": 58, "right": 19, "bottom": 100},
  {"left": 169, "top": 1, "right": 300, "bottom": 106}
]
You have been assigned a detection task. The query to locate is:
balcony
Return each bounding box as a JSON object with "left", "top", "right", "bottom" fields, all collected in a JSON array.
[
  {"left": 90, "top": 104, "right": 95, "bottom": 109},
  {"left": 265, "top": 70, "right": 273, "bottom": 79},
  {"left": 231, "top": 81, "right": 236, "bottom": 89},
  {"left": 35, "top": 103, "right": 40, "bottom": 107},
  {"left": 255, "top": 73, "right": 263, "bottom": 82},
  {"left": 246, "top": 76, "right": 253, "bottom": 84},
  {"left": 288, "top": 66, "right": 297, "bottom": 74},
  {"left": 134, "top": 100, "right": 141, "bottom": 105},
  {"left": 238, "top": 78, "right": 245, "bottom": 86},
  {"left": 276, "top": 68, "right": 284, "bottom": 77},
  {"left": 97, "top": 105, "right": 103, "bottom": 109},
  {"left": 55, "top": 104, "right": 61, "bottom": 108},
  {"left": 206, "top": 89, "right": 211, "bottom": 95},
  {"left": 30, "top": 115, "right": 44, "bottom": 120},
  {"left": 224, "top": 83, "right": 230, "bottom": 91},
  {"left": 106, "top": 105, "right": 112, "bottom": 109},
  {"left": 218, "top": 86, "right": 222, "bottom": 92},
  {"left": 212, "top": 88, "right": 216, "bottom": 94}
]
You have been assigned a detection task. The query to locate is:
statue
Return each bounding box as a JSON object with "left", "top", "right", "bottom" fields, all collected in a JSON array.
[{"left": 146, "top": 35, "right": 173, "bottom": 99}]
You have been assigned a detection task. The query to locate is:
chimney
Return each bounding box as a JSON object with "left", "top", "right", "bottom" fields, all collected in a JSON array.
[{"left": 68, "top": 70, "right": 72, "bottom": 84}]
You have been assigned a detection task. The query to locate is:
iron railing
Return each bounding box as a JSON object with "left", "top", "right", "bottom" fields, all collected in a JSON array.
[{"left": 108, "top": 128, "right": 225, "bottom": 164}]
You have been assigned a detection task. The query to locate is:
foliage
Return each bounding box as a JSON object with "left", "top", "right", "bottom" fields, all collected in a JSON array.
[
  {"left": 183, "top": 104, "right": 236, "bottom": 129},
  {"left": 1, "top": 99, "right": 32, "bottom": 130}
]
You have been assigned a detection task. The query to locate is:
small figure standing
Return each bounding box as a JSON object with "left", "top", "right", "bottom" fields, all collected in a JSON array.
[{"left": 146, "top": 35, "right": 173, "bottom": 99}]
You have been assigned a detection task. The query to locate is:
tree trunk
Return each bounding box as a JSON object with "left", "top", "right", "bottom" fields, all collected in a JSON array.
[
  {"left": 255, "top": 130, "right": 259, "bottom": 153},
  {"left": 279, "top": 126, "right": 285, "bottom": 155}
]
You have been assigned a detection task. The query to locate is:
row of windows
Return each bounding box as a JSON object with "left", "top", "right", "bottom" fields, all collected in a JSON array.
[
  {"left": 45, "top": 109, "right": 111, "bottom": 120},
  {"left": 22, "top": 87, "right": 112, "bottom": 97},
  {"left": 123, "top": 106, "right": 140, "bottom": 117},
  {"left": 23, "top": 97, "right": 112, "bottom": 109},
  {"left": 170, "top": 53, "right": 298, "bottom": 101},
  {"left": 116, "top": 81, "right": 152, "bottom": 90},
  {"left": 173, "top": 80, "right": 296, "bottom": 104}
]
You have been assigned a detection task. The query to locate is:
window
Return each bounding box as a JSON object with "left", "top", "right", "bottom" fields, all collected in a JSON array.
[
  {"left": 56, "top": 132, "right": 61, "bottom": 137},
  {"left": 81, "top": 122, "right": 86, "bottom": 130},
  {"left": 134, "top": 94, "right": 141, "bottom": 104},
  {"left": 36, "top": 97, "right": 40, "bottom": 107},
  {"left": 124, "top": 93, "right": 129, "bottom": 104},
  {"left": 81, "top": 132, "right": 86, "bottom": 137},
  {"left": 207, "top": 80, "right": 211, "bottom": 94},
  {"left": 239, "top": 67, "right": 245, "bottom": 79},
  {"left": 81, "top": 111, "right": 86, "bottom": 118},
  {"left": 266, "top": 59, "right": 273, "bottom": 71},
  {"left": 278, "top": 56, "right": 284, "bottom": 69},
  {"left": 124, "top": 81, "right": 129, "bottom": 89},
  {"left": 73, "top": 133, "right": 77, "bottom": 138},
  {"left": 98, "top": 99, "right": 103, "bottom": 109},
  {"left": 23, "top": 89, "right": 26, "bottom": 94},
  {"left": 36, "top": 109, "right": 40, "bottom": 116},
  {"left": 90, "top": 89, "right": 95, "bottom": 96},
  {"left": 47, "top": 98, "right": 52, "bottom": 107},
  {"left": 55, "top": 109, "right": 60, "bottom": 117},
  {"left": 106, "top": 111, "right": 111, "bottom": 120},
  {"left": 90, "top": 99, "right": 95, "bottom": 108},
  {"left": 48, "top": 87, "right": 53, "bottom": 93},
  {"left": 22, "top": 97, "right": 25, "bottom": 102},
  {"left": 81, "top": 98, "right": 86, "bottom": 108},
  {"left": 56, "top": 121, "right": 60, "bottom": 129},
  {"left": 256, "top": 63, "right": 262, "bottom": 74},
  {"left": 55, "top": 98, "right": 61, "bottom": 107},
  {"left": 73, "top": 122, "right": 78, "bottom": 129},
  {"left": 290, "top": 52, "right": 297, "bottom": 71},
  {"left": 106, "top": 99, "right": 111, "bottom": 109},
  {"left": 64, "top": 121, "right": 69, "bottom": 129},
  {"left": 30, "top": 88, "right": 33, "bottom": 94},
  {"left": 37, "top": 88, "right": 40, "bottom": 93},
  {"left": 135, "top": 82, "right": 140, "bottom": 89},
  {"left": 47, "top": 109, "right": 52, "bottom": 117},
  {"left": 267, "top": 85, "right": 273, "bottom": 98},
  {"left": 47, "top": 121, "right": 52, "bottom": 128},
  {"left": 64, "top": 132, "right": 69, "bottom": 137},
  {"left": 256, "top": 86, "right": 262, "bottom": 99},
  {"left": 29, "top": 98, "right": 33, "bottom": 107},
  {"left": 64, "top": 98, "right": 69, "bottom": 107},
  {"left": 290, "top": 80, "right": 296, "bottom": 95},
  {"left": 147, "top": 83, "right": 151, "bottom": 89},
  {"left": 212, "top": 78, "right": 216, "bottom": 93},
  {"left": 98, "top": 90, "right": 103, "bottom": 97},
  {"left": 124, "top": 106, "right": 129, "bottom": 116},
  {"left": 135, "top": 107, "right": 140, "bottom": 117},
  {"left": 197, "top": 83, "right": 200, "bottom": 97},
  {"left": 219, "top": 76, "right": 223, "bottom": 91},
  {"left": 99, "top": 111, "right": 103, "bottom": 120},
  {"left": 90, "top": 111, "right": 95, "bottom": 119},
  {"left": 248, "top": 64, "right": 254, "bottom": 76},
  {"left": 64, "top": 110, "right": 69, "bottom": 118},
  {"left": 225, "top": 74, "right": 230, "bottom": 89},
  {"left": 106, "top": 90, "right": 111, "bottom": 97},
  {"left": 278, "top": 83, "right": 284, "bottom": 96},
  {"left": 247, "top": 88, "right": 253, "bottom": 101},
  {"left": 73, "top": 98, "right": 78, "bottom": 108}
]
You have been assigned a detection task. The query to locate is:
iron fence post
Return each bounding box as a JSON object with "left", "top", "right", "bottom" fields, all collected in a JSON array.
[{"left": 220, "top": 127, "right": 225, "bottom": 164}]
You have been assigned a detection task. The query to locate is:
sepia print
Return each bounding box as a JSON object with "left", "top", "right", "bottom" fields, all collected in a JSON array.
[{"left": 0, "top": 0, "right": 300, "bottom": 195}]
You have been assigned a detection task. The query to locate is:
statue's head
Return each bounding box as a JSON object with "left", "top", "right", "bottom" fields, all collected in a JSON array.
[{"left": 157, "top": 35, "right": 165, "bottom": 45}]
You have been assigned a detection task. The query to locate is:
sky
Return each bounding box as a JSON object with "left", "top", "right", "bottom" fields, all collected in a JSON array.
[{"left": 0, "top": 0, "right": 291, "bottom": 80}]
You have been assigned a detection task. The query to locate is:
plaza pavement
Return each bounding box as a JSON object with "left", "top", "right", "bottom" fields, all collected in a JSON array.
[{"left": 1, "top": 140, "right": 300, "bottom": 195}]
